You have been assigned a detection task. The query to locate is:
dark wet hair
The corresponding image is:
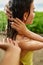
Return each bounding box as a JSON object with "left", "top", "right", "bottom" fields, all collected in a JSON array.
[{"left": 7, "top": 0, "right": 33, "bottom": 40}]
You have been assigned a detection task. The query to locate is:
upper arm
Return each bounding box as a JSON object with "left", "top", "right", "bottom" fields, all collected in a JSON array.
[
  {"left": 18, "top": 40, "right": 30, "bottom": 50},
  {"left": 18, "top": 39, "right": 43, "bottom": 51},
  {"left": 16, "top": 34, "right": 43, "bottom": 51}
]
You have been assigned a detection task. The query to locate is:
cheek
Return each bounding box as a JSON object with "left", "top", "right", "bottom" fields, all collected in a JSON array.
[
  {"left": 32, "top": 13, "right": 35, "bottom": 19},
  {"left": 31, "top": 13, "right": 35, "bottom": 20},
  {"left": 29, "top": 13, "right": 35, "bottom": 24},
  {"left": 25, "top": 13, "right": 35, "bottom": 24}
]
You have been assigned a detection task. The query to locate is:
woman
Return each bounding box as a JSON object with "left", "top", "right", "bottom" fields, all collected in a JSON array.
[
  {"left": 6, "top": 0, "right": 43, "bottom": 65},
  {"left": 0, "top": 0, "right": 43, "bottom": 65}
]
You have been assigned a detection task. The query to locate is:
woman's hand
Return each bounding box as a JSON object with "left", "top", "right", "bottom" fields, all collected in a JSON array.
[
  {"left": 5, "top": 6, "right": 28, "bottom": 35},
  {"left": 6, "top": 38, "right": 21, "bottom": 51},
  {"left": 0, "top": 38, "right": 19, "bottom": 50},
  {"left": 10, "top": 18, "right": 28, "bottom": 35}
]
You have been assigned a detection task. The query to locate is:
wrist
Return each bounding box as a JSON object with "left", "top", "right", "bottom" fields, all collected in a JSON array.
[{"left": 24, "top": 28, "right": 28, "bottom": 36}]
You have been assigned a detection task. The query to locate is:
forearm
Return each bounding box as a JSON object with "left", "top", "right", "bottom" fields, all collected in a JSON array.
[
  {"left": 0, "top": 43, "right": 9, "bottom": 50},
  {"left": 25, "top": 29, "right": 43, "bottom": 42},
  {"left": 19, "top": 40, "right": 43, "bottom": 51},
  {"left": 27, "top": 41, "right": 43, "bottom": 51}
]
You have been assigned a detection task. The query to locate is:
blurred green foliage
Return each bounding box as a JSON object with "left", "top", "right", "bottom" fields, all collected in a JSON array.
[
  {"left": 0, "top": 11, "right": 7, "bottom": 31},
  {"left": 0, "top": 11, "right": 43, "bottom": 34},
  {"left": 26, "top": 12, "right": 43, "bottom": 34}
]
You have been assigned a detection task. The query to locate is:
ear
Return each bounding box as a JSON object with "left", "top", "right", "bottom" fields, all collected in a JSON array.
[{"left": 23, "top": 12, "right": 29, "bottom": 21}]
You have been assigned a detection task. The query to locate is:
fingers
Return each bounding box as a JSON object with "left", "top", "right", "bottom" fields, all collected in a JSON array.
[
  {"left": 7, "top": 38, "right": 19, "bottom": 47},
  {"left": 6, "top": 8, "right": 12, "bottom": 15},
  {"left": 7, "top": 38, "right": 11, "bottom": 43},
  {"left": 8, "top": 17, "right": 22, "bottom": 26},
  {"left": 16, "top": 18, "right": 22, "bottom": 24},
  {"left": 7, "top": 38, "right": 13, "bottom": 43},
  {"left": 10, "top": 21, "right": 21, "bottom": 30},
  {"left": 11, "top": 21, "right": 19, "bottom": 27},
  {"left": 5, "top": 5, "right": 12, "bottom": 15},
  {"left": 8, "top": 18, "right": 21, "bottom": 32},
  {"left": 8, "top": 17, "right": 20, "bottom": 25},
  {"left": 6, "top": 12, "right": 12, "bottom": 18},
  {"left": 7, "top": 38, "right": 15, "bottom": 47},
  {"left": 5, "top": 5, "right": 24, "bottom": 26},
  {"left": 6, "top": 10, "right": 12, "bottom": 18},
  {"left": 5, "top": 5, "right": 12, "bottom": 19},
  {"left": 5, "top": 7, "right": 23, "bottom": 25},
  {"left": 8, "top": 16, "right": 14, "bottom": 21},
  {"left": 13, "top": 18, "right": 20, "bottom": 25},
  {"left": 11, "top": 22, "right": 19, "bottom": 31}
]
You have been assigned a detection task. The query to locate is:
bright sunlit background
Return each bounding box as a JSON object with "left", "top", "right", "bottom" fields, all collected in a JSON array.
[{"left": 0, "top": 0, "right": 43, "bottom": 11}]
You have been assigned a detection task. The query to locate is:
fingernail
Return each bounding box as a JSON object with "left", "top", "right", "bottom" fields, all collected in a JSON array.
[
  {"left": 10, "top": 22, "right": 14, "bottom": 24},
  {"left": 11, "top": 12, "right": 12, "bottom": 14}
]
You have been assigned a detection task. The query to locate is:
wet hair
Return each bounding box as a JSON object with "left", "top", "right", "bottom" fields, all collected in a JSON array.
[{"left": 7, "top": 0, "right": 33, "bottom": 40}]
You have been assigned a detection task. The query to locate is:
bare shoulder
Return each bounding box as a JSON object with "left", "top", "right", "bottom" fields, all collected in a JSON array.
[
  {"left": 16, "top": 34, "right": 23, "bottom": 41},
  {"left": 16, "top": 34, "right": 31, "bottom": 41}
]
